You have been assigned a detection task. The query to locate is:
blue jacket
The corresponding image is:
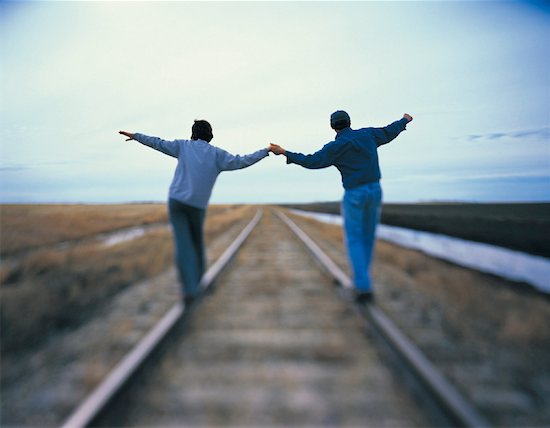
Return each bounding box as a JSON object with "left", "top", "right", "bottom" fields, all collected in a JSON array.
[
  {"left": 134, "top": 133, "right": 269, "bottom": 208},
  {"left": 285, "top": 118, "right": 408, "bottom": 189}
]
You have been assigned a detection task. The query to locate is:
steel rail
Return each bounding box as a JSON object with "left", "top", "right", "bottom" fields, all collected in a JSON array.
[
  {"left": 61, "top": 209, "right": 263, "bottom": 428},
  {"left": 276, "top": 210, "right": 491, "bottom": 428}
]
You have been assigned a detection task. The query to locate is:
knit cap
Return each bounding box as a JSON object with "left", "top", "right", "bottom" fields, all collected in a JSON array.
[{"left": 330, "top": 110, "right": 351, "bottom": 129}]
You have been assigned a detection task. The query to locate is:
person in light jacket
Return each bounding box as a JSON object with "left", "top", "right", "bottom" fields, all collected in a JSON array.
[
  {"left": 119, "top": 120, "right": 270, "bottom": 304},
  {"left": 269, "top": 111, "right": 413, "bottom": 303}
]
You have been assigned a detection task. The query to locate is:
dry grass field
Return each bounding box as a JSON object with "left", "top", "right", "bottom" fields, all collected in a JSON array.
[
  {"left": 286, "top": 211, "right": 550, "bottom": 350},
  {"left": 0, "top": 204, "right": 167, "bottom": 256},
  {"left": 283, "top": 202, "right": 550, "bottom": 258},
  {"left": 0, "top": 203, "right": 233, "bottom": 256},
  {"left": 0, "top": 204, "right": 254, "bottom": 353}
]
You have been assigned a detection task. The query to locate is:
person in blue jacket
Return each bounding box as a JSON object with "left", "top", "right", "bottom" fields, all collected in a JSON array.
[
  {"left": 269, "top": 111, "right": 413, "bottom": 303},
  {"left": 119, "top": 120, "right": 270, "bottom": 304}
]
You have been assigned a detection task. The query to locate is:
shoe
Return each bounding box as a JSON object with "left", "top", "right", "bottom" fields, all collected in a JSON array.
[{"left": 355, "top": 291, "right": 374, "bottom": 304}]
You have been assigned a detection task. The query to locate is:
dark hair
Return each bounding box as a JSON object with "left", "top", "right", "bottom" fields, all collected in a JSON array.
[{"left": 191, "top": 120, "right": 213, "bottom": 142}]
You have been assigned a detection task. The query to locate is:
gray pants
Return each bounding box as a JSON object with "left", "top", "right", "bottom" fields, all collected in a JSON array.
[{"left": 168, "top": 198, "right": 206, "bottom": 298}]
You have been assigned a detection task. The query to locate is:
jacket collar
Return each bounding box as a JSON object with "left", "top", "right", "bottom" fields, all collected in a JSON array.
[{"left": 335, "top": 127, "right": 352, "bottom": 140}]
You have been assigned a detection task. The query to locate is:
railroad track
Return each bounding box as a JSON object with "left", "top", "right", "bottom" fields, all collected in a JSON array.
[{"left": 61, "top": 208, "right": 489, "bottom": 427}]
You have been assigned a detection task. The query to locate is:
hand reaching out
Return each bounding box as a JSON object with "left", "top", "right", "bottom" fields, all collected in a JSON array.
[
  {"left": 403, "top": 113, "right": 413, "bottom": 123},
  {"left": 119, "top": 131, "right": 135, "bottom": 141},
  {"left": 269, "top": 143, "right": 286, "bottom": 155}
]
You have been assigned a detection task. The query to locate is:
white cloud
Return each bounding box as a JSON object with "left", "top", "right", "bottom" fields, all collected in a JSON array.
[{"left": 467, "top": 127, "right": 550, "bottom": 142}]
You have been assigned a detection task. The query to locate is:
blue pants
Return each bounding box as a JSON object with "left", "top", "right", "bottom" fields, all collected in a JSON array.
[
  {"left": 168, "top": 198, "right": 206, "bottom": 298},
  {"left": 342, "top": 182, "right": 382, "bottom": 292}
]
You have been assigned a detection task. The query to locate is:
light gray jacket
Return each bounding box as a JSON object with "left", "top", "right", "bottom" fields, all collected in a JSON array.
[{"left": 134, "top": 133, "right": 269, "bottom": 209}]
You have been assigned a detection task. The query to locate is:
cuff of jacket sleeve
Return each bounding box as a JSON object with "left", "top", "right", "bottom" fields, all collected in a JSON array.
[{"left": 285, "top": 151, "right": 295, "bottom": 164}]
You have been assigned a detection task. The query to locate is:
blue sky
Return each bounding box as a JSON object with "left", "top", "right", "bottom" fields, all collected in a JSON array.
[{"left": 1, "top": 1, "right": 549, "bottom": 204}]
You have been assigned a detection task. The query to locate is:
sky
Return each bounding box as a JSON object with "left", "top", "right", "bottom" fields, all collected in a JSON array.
[{"left": 1, "top": 0, "right": 549, "bottom": 205}]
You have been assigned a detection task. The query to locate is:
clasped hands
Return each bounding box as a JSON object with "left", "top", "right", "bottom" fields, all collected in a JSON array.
[{"left": 268, "top": 143, "right": 285, "bottom": 155}]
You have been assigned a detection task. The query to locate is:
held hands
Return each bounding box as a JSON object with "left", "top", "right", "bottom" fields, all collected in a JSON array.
[
  {"left": 118, "top": 131, "right": 135, "bottom": 141},
  {"left": 268, "top": 143, "right": 286, "bottom": 155},
  {"left": 403, "top": 113, "right": 413, "bottom": 123}
]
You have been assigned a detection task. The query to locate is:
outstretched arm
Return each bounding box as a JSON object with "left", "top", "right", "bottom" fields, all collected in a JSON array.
[
  {"left": 118, "top": 131, "right": 180, "bottom": 158},
  {"left": 216, "top": 146, "right": 270, "bottom": 171},
  {"left": 269, "top": 143, "right": 334, "bottom": 169},
  {"left": 372, "top": 113, "right": 413, "bottom": 147}
]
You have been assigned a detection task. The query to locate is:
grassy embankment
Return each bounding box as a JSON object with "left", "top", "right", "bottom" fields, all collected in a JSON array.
[
  {"left": 283, "top": 202, "right": 550, "bottom": 258},
  {"left": 0, "top": 204, "right": 254, "bottom": 353},
  {"left": 286, "top": 211, "right": 550, "bottom": 427}
]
